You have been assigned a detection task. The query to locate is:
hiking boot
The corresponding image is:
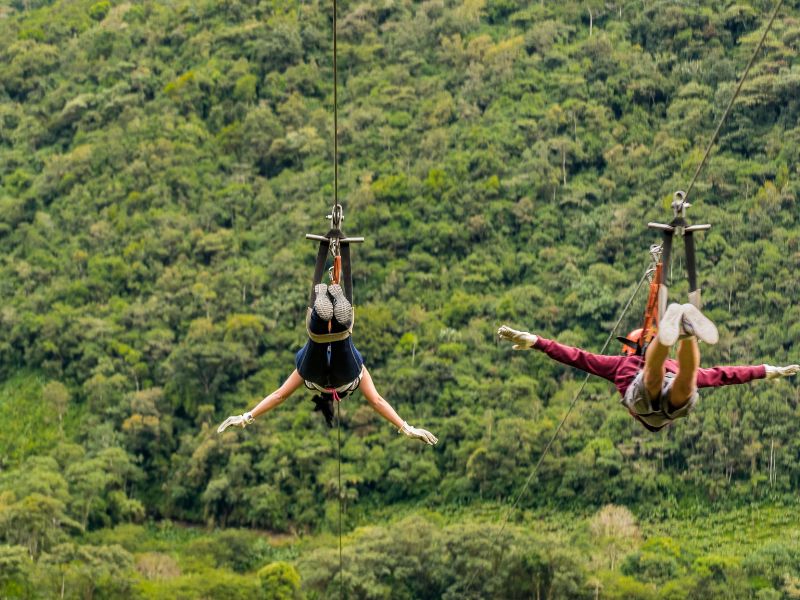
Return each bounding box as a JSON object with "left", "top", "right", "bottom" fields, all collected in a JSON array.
[
  {"left": 680, "top": 303, "right": 718, "bottom": 345},
  {"left": 657, "top": 303, "right": 684, "bottom": 346},
  {"left": 328, "top": 283, "right": 353, "bottom": 327},
  {"left": 313, "top": 284, "right": 334, "bottom": 321}
]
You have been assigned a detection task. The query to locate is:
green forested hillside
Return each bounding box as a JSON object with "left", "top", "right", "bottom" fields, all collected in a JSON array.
[{"left": 1, "top": 0, "right": 799, "bottom": 597}]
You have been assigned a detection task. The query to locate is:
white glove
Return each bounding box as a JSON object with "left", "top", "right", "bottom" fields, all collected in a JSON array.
[
  {"left": 765, "top": 364, "right": 800, "bottom": 380},
  {"left": 217, "top": 411, "right": 255, "bottom": 433},
  {"left": 399, "top": 422, "right": 438, "bottom": 445},
  {"left": 497, "top": 325, "right": 538, "bottom": 350}
]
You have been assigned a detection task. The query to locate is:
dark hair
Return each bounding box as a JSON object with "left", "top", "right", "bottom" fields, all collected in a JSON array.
[{"left": 311, "top": 394, "right": 335, "bottom": 427}]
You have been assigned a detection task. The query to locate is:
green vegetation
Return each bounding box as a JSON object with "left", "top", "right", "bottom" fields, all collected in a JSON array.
[{"left": 1, "top": 0, "right": 799, "bottom": 597}]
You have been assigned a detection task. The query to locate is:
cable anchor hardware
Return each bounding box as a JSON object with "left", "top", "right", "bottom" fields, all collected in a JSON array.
[
  {"left": 647, "top": 191, "right": 711, "bottom": 312},
  {"left": 304, "top": 203, "right": 364, "bottom": 343}
]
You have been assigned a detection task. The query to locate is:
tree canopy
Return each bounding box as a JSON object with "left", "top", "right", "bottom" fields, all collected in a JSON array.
[{"left": 1, "top": 0, "right": 799, "bottom": 597}]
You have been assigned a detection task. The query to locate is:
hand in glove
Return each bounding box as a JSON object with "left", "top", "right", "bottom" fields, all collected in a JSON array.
[
  {"left": 497, "top": 325, "right": 538, "bottom": 350},
  {"left": 399, "top": 422, "right": 438, "bottom": 445},
  {"left": 765, "top": 364, "right": 800, "bottom": 380},
  {"left": 217, "top": 412, "right": 255, "bottom": 433}
]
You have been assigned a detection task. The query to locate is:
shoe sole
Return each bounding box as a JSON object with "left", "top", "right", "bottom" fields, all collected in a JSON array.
[
  {"left": 328, "top": 284, "right": 353, "bottom": 326},
  {"left": 657, "top": 303, "right": 683, "bottom": 346},
  {"left": 313, "top": 284, "right": 334, "bottom": 320},
  {"left": 682, "top": 304, "right": 718, "bottom": 344}
]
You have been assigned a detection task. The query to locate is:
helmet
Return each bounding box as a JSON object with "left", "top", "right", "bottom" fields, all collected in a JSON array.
[{"left": 619, "top": 328, "right": 643, "bottom": 356}]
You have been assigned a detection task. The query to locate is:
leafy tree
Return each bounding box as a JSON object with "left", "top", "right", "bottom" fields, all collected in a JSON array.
[
  {"left": 42, "top": 380, "right": 70, "bottom": 433},
  {"left": 39, "top": 542, "right": 137, "bottom": 600},
  {"left": 590, "top": 504, "right": 641, "bottom": 571},
  {"left": 0, "top": 544, "right": 34, "bottom": 597},
  {"left": 258, "top": 561, "right": 304, "bottom": 600}
]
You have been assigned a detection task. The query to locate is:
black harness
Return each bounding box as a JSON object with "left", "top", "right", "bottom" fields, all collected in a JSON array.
[
  {"left": 304, "top": 204, "right": 364, "bottom": 426},
  {"left": 648, "top": 191, "right": 711, "bottom": 313},
  {"left": 305, "top": 204, "right": 363, "bottom": 342},
  {"left": 307, "top": 227, "right": 355, "bottom": 312}
]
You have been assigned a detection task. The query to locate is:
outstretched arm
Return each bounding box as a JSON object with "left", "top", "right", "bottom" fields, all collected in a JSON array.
[
  {"left": 695, "top": 364, "right": 767, "bottom": 388},
  {"left": 360, "top": 367, "right": 437, "bottom": 445},
  {"left": 694, "top": 364, "right": 799, "bottom": 388},
  {"left": 217, "top": 370, "right": 305, "bottom": 433},
  {"left": 498, "top": 325, "right": 624, "bottom": 382}
]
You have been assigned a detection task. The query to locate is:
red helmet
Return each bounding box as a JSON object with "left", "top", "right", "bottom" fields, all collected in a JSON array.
[{"left": 619, "top": 328, "right": 643, "bottom": 356}]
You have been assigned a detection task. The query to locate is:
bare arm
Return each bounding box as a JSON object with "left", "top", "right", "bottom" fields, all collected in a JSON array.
[
  {"left": 359, "top": 367, "right": 437, "bottom": 444},
  {"left": 250, "top": 370, "right": 305, "bottom": 419},
  {"left": 217, "top": 370, "right": 305, "bottom": 433},
  {"left": 359, "top": 366, "right": 404, "bottom": 429}
]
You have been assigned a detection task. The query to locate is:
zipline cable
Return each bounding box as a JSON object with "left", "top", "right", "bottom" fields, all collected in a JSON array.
[
  {"left": 462, "top": 1, "right": 783, "bottom": 595},
  {"left": 333, "top": 0, "right": 339, "bottom": 210},
  {"left": 462, "top": 262, "right": 653, "bottom": 595},
  {"left": 684, "top": 0, "right": 784, "bottom": 202},
  {"left": 331, "top": 1, "right": 344, "bottom": 598},
  {"left": 336, "top": 400, "right": 343, "bottom": 600}
]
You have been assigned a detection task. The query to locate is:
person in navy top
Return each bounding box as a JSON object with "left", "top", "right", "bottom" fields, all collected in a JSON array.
[{"left": 217, "top": 282, "right": 437, "bottom": 444}]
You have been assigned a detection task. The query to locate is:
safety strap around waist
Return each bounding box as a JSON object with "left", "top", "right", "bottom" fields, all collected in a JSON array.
[
  {"left": 628, "top": 409, "right": 669, "bottom": 433},
  {"left": 305, "top": 374, "right": 362, "bottom": 398},
  {"left": 306, "top": 307, "right": 354, "bottom": 343}
]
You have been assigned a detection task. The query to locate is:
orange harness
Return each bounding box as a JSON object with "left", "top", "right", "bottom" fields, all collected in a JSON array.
[{"left": 640, "top": 261, "right": 662, "bottom": 346}]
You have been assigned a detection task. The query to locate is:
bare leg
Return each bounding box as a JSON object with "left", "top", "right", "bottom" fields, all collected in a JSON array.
[
  {"left": 645, "top": 302, "right": 685, "bottom": 400},
  {"left": 644, "top": 339, "right": 670, "bottom": 399},
  {"left": 670, "top": 337, "right": 700, "bottom": 410}
]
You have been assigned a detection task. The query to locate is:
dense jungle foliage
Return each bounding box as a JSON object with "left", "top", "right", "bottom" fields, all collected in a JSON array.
[{"left": 1, "top": 0, "right": 799, "bottom": 597}]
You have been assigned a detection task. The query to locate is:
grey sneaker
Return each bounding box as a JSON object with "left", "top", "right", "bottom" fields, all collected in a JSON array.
[
  {"left": 328, "top": 283, "right": 353, "bottom": 327},
  {"left": 657, "top": 303, "right": 684, "bottom": 346},
  {"left": 313, "top": 284, "right": 334, "bottom": 320},
  {"left": 680, "top": 303, "right": 718, "bottom": 344}
]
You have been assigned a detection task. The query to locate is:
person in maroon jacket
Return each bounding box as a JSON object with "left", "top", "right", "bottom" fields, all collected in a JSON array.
[{"left": 498, "top": 303, "right": 799, "bottom": 432}]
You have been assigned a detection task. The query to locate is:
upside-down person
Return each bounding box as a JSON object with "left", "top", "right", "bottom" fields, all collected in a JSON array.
[
  {"left": 218, "top": 279, "right": 437, "bottom": 444},
  {"left": 498, "top": 303, "right": 799, "bottom": 432}
]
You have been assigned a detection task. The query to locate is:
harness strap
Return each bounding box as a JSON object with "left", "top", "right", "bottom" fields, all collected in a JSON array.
[
  {"left": 309, "top": 233, "right": 332, "bottom": 307},
  {"left": 306, "top": 307, "right": 354, "bottom": 342},
  {"left": 340, "top": 239, "right": 353, "bottom": 303},
  {"left": 660, "top": 223, "right": 674, "bottom": 279},
  {"left": 628, "top": 409, "right": 667, "bottom": 433},
  {"left": 642, "top": 262, "right": 662, "bottom": 343},
  {"left": 685, "top": 230, "right": 697, "bottom": 294},
  {"left": 307, "top": 227, "right": 355, "bottom": 341},
  {"left": 657, "top": 210, "right": 704, "bottom": 313},
  {"left": 305, "top": 374, "right": 361, "bottom": 395},
  {"left": 308, "top": 228, "right": 353, "bottom": 302}
]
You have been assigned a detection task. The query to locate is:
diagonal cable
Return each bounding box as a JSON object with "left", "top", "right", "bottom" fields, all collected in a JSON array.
[
  {"left": 462, "top": 262, "right": 652, "bottom": 594},
  {"left": 684, "top": 0, "right": 784, "bottom": 201}
]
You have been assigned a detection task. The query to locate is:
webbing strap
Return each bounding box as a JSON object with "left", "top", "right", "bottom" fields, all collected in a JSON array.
[
  {"left": 684, "top": 231, "right": 697, "bottom": 294},
  {"left": 309, "top": 234, "right": 332, "bottom": 307},
  {"left": 661, "top": 225, "right": 675, "bottom": 278},
  {"left": 306, "top": 307, "right": 354, "bottom": 342},
  {"left": 306, "top": 228, "right": 355, "bottom": 342},
  {"left": 308, "top": 229, "right": 354, "bottom": 305},
  {"left": 340, "top": 240, "right": 353, "bottom": 302},
  {"left": 660, "top": 216, "right": 700, "bottom": 304},
  {"left": 642, "top": 262, "right": 662, "bottom": 345}
]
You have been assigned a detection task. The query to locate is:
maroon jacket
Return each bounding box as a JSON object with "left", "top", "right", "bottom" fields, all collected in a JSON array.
[{"left": 533, "top": 337, "right": 766, "bottom": 397}]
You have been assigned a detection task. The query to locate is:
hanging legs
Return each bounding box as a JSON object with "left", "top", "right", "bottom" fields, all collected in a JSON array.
[{"left": 644, "top": 303, "right": 718, "bottom": 409}]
